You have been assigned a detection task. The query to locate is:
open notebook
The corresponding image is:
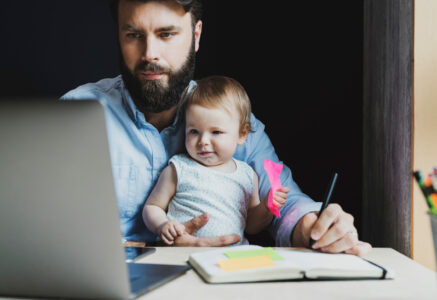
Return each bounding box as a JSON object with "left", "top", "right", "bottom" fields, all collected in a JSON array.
[{"left": 188, "top": 245, "right": 394, "bottom": 283}]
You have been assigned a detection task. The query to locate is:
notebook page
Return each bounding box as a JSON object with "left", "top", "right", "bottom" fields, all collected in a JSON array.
[
  {"left": 276, "top": 249, "right": 380, "bottom": 273},
  {"left": 189, "top": 245, "right": 305, "bottom": 282}
]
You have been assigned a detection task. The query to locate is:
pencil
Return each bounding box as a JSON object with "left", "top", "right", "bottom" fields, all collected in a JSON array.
[{"left": 309, "top": 172, "right": 338, "bottom": 248}]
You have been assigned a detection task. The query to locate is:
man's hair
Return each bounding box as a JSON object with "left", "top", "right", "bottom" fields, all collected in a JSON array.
[
  {"left": 108, "top": 0, "right": 202, "bottom": 27},
  {"left": 186, "top": 76, "right": 252, "bottom": 133}
]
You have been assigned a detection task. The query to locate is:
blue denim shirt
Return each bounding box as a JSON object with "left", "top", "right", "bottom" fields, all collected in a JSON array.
[{"left": 61, "top": 75, "right": 321, "bottom": 250}]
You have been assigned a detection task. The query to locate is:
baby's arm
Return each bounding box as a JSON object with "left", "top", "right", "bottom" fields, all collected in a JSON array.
[
  {"left": 142, "top": 164, "right": 184, "bottom": 245},
  {"left": 245, "top": 172, "right": 289, "bottom": 234}
]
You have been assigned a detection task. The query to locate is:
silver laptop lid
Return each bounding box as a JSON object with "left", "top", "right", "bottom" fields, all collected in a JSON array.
[{"left": 0, "top": 99, "right": 130, "bottom": 299}]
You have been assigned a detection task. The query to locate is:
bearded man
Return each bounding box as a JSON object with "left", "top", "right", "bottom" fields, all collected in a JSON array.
[{"left": 62, "top": 0, "right": 371, "bottom": 259}]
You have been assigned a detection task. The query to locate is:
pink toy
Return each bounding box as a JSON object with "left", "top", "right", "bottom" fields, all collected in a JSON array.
[{"left": 263, "top": 159, "right": 283, "bottom": 217}]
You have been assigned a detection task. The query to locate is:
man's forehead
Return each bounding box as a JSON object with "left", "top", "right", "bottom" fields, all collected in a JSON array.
[
  {"left": 118, "top": 0, "right": 192, "bottom": 28},
  {"left": 118, "top": 0, "right": 188, "bottom": 18}
]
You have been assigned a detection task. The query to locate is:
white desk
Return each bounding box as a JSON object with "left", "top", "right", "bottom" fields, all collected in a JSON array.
[{"left": 137, "top": 247, "right": 437, "bottom": 300}]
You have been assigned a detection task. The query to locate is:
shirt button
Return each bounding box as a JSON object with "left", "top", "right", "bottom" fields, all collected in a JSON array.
[{"left": 165, "top": 130, "right": 170, "bottom": 135}]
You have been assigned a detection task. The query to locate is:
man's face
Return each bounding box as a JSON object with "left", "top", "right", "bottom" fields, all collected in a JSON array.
[{"left": 118, "top": 0, "right": 202, "bottom": 113}]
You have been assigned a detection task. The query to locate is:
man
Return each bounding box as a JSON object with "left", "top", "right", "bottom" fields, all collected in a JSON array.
[{"left": 62, "top": 0, "right": 371, "bottom": 258}]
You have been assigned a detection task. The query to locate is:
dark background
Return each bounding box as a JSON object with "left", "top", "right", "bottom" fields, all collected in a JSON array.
[{"left": 0, "top": 1, "right": 364, "bottom": 234}]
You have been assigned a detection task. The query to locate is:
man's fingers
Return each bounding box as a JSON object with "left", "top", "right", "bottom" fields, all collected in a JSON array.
[
  {"left": 173, "top": 232, "right": 197, "bottom": 246},
  {"left": 312, "top": 220, "right": 355, "bottom": 249},
  {"left": 184, "top": 213, "right": 209, "bottom": 235},
  {"left": 310, "top": 203, "right": 343, "bottom": 240},
  {"left": 316, "top": 231, "right": 358, "bottom": 253},
  {"left": 194, "top": 234, "right": 241, "bottom": 247},
  {"left": 173, "top": 233, "right": 240, "bottom": 247},
  {"left": 344, "top": 241, "right": 372, "bottom": 257},
  {"left": 175, "top": 224, "right": 185, "bottom": 235},
  {"left": 176, "top": 213, "right": 239, "bottom": 247}
]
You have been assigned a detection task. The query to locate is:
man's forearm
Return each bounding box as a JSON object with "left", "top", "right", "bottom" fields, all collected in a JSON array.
[
  {"left": 268, "top": 194, "right": 322, "bottom": 246},
  {"left": 290, "top": 214, "right": 310, "bottom": 247},
  {"left": 235, "top": 113, "right": 322, "bottom": 246}
]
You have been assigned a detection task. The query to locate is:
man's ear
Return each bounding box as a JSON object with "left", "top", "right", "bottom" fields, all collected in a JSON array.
[
  {"left": 194, "top": 20, "right": 202, "bottom": 52},
  {"left": 237, "top": 124, "right": 250, "bottom": 145}
]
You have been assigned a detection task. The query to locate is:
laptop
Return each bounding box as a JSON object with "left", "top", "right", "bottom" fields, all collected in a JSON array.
[{"left": 0, "top": 99, "right": 190, "bottom": 299}]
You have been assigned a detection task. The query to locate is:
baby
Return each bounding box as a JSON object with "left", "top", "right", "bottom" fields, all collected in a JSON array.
[{"left": 143, "top": 76, "right": 289, "bottom": 245}]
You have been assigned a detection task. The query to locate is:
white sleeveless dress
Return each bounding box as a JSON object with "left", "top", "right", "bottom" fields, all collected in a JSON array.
[{"left": 167, "top": 154, "right": 254, "bottom": 245}]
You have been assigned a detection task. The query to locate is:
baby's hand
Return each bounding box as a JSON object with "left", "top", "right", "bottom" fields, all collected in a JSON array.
[
  {"left": 160, "top": 220, "right": 185, "bottom": 245},
  {"left": 270, "top": 186, "right": 290, "bottom": 210}
]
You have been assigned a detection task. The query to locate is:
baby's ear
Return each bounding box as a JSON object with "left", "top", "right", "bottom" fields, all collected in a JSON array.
[{"left": 237, "top": 124, "right": 250, "bottom": 145}]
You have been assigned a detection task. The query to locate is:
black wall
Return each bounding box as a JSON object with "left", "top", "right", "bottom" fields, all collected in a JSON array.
[{"left": 0, "top": 1, "right": 364, "bottom": 233}]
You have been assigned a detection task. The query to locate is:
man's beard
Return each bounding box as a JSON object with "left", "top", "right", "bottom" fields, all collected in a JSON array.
[{"left": 120, "top": 43, "right": 195, "bottom": 113}]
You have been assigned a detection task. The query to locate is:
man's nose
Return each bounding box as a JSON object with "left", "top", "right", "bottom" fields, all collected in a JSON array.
[{"left": 142, "top": 36, "right": 160, "bottom": 62}]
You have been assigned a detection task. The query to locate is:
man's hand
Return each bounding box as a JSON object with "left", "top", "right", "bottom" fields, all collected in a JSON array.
[
  {"left": 173, "top": 213, "right": 241, "bottom": 246},
  {"left": 291, "top": 204, "right": 372, "bottom": 257}
]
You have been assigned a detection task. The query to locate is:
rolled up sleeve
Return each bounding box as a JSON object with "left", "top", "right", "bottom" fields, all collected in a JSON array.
[{"left": 237, "top": 114, "right": 322, "bottom": 246}]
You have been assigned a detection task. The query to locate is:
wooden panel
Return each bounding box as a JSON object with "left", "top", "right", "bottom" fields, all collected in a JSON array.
[
  {"left": 362, "top": 0, "right": 412, "bottom": 256},
  {"left": 413, "top": 0, "right": 437, "bottom": 270}
]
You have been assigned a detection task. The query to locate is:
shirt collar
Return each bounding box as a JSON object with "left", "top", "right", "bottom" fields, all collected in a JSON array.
[
  {"left": 120, "top": 77, "right": 197, "bottom": 128},
  {"left": 120, "top": 78, "right": 140, "bottom": 124}
]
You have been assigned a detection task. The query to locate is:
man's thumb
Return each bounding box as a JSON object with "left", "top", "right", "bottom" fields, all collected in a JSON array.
[
  {"left": 303, "top": 212, "right": 318, "bottom": 229},
  {"left": 184, "top": 213, "right": 209, "bottom": 234},
  {"left": 302, "top": 212, "right": 318, "bottom": 240}
]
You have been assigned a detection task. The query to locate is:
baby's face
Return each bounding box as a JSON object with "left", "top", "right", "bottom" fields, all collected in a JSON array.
[{"left": 185, "top": 104, "right": 246, "bottom": 167}]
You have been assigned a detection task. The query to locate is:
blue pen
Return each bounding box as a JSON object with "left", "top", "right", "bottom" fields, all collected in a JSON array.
[{"left": 309, "top": 172, "right": 338, "bottom": 248}]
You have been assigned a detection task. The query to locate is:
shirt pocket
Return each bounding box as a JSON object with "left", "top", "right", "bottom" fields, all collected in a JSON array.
[{"left": 113, "top": 164, "right": 138, "bottom": 218}]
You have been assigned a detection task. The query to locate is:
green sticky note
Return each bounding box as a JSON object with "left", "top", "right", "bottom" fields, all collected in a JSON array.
[{"left": 225, "top": 247, "right": 284, "bottom": 261}]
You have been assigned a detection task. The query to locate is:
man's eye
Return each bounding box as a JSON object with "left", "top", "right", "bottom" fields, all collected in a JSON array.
[
  {"left": 212, "top": 131, "right": 223, "bottom": 135},
  {"left": 127, "top": 33, "right": 142, "bottom": 39},
  {"left": 160, "top": 32, "right": 175, "bottom": 39}
]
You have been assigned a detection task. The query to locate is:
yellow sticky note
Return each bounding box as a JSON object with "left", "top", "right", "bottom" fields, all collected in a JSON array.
[{"left": 218, "top": 254, "right": 275, "bottom": 271}]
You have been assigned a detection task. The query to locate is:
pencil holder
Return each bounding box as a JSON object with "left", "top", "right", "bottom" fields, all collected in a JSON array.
[{"left": 428, "top": 212, "right": 437, "bottom": 269}]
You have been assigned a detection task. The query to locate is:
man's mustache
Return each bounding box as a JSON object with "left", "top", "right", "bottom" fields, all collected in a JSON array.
[{"left": 135, "top": 62, "right": 171, "bottom": 74}]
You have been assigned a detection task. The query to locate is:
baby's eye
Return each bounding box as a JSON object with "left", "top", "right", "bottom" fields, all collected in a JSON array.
[
  {"left": 212, "top": 130, "right": 223, "bottom": 135},
  {"left": 189, "top": 129, "right": 198, "bottom": 134}
]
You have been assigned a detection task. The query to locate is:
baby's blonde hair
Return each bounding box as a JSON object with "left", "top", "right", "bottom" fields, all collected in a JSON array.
[{"left": 185, "top": 76, "right": 252, "bottom": 134}]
